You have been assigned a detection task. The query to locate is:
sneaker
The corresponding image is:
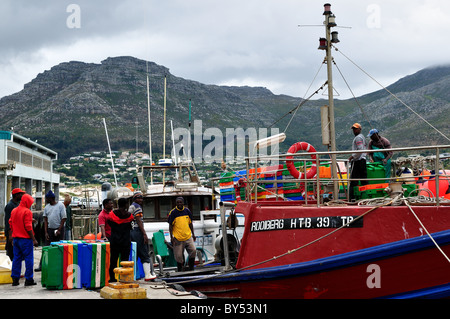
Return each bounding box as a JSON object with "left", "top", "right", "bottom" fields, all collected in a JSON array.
[
  {"left": 24, "top": 279, "right": 37, "bottom": 286},
  {"left": 12, "top": 278, "right": 19, "bottom": 286}
]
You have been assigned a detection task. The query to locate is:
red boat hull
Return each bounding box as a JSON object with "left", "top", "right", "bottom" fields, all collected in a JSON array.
[
  {"left": 168, "top": 231, "right": 450, "bottom": 298},
  {"left": 163, "top": 201, "right": 450, "bottom": 298},
  {"left": 235, "top": 201, "right": 450, "bottom": 269}
]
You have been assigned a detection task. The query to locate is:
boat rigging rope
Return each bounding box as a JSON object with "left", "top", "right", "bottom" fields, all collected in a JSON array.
[
  {"left": 281, "top": 62, "right": 325, "bottom": 133},
  {"left": 333, "top": 46, "right": 450, "bottom": 143},
  {"left": 268, "top": 81, "right": 327, "bottom": 130},
  {"left": 332, "top": 59, "right": 373, "bottom": 128},
  {"left": 403, "top": 197, "right": 450, "bottom": 264}
]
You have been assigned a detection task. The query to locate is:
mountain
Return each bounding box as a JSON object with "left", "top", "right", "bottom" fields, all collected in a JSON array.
[{"left": 0, "top": 56, "right": 449, "bottom": 160}]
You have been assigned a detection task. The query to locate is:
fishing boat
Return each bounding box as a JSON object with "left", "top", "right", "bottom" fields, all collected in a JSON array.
[
  {"left": 102, "top": 72, "right": 243, "bottom": 266},
  {"left": 157, "top": 3, "right": 450, "bottom": 298}
]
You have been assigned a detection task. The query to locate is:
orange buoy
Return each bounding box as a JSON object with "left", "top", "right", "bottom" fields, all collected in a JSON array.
[
  {"left": 84, "top": 233, "right": 95, "bottom": 240},
  {"left": 286, "top": 142, "right": 318, "bottom": 180}
]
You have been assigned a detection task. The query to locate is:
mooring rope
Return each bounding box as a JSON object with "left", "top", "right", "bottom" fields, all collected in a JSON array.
[
  {"left": 334, "top": 46, "right": 450, "bottom": 143},
  {"left": 403, "top": 197, "right": 450, "bottom": 264}
]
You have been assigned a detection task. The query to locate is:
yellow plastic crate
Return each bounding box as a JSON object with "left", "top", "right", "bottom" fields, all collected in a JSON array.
[{"left": 0, "top": 269, "right": 12, "bottom": 284}]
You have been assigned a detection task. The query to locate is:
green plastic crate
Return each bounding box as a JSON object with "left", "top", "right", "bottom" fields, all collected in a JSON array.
[
  {"left": 42, "top": 245, "right": 64, "bottom": 290},
  {"left": 366, "top": 163, "right": 385, "bottom": 184},
  {"left": 402, "top": 183, "right": 418, "bottom": 196},
  {"left": 360, "top": 188, "right": 386, "bottom": 199}
]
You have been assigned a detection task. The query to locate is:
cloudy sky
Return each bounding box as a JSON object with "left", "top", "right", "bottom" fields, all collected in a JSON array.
[{"left": 1, "top": 0, "right": 449, "bottom": 100}]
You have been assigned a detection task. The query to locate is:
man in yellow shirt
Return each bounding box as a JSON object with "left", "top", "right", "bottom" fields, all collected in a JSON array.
[{"left": 168, "top": 197, "right": 196, "bottom": 271}]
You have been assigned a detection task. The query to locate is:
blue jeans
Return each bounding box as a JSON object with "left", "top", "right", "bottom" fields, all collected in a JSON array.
[{"left": 12, "top": 238, "right": 34, "bottom": 281}]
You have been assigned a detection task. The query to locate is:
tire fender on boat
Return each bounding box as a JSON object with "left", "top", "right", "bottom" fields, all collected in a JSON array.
[{"left": 285, "top": 142, "right": 318, "bottom": 180}]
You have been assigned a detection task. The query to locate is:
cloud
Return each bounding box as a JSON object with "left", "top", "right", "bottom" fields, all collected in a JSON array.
[{"left": 1, "top": 0, "right": 450, "bottom": 100}]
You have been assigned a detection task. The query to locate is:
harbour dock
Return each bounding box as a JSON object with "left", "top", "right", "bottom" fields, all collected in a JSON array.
[{"left": 0, "top": 247, "right": 200, "bottom": 299}]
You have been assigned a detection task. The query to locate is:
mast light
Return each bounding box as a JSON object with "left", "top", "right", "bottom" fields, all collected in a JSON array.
[
  {"left": 318, "top": 38, "right": 327, "bottom": 50},
  {"left": 328, "top": 14, "right": 337, "bottom": 27},
  {"left": 323, "top": 3, "right": 332, "bottom": 15},
  {"left": 331, "top": 31, "right": 340, "bottom": 43}
]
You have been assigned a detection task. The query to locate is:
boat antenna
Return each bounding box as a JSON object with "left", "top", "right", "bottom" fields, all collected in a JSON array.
[
  {"left": 320, "top": 3, "right": 339, "bottom": 198},
  {"left": 102, "top": 118, "right": 118, "bottom": 188}
]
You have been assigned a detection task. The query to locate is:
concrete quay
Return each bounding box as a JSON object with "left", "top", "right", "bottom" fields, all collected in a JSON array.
[{"left": 0, "top": 247, "right": 199, "bottom": 299}]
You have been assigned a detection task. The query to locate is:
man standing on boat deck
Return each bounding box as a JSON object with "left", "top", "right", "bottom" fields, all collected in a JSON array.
[
  {"left": 368, "top": 129, "right": 393, "bottom": 181},
  {"left": 168, "top": 197, "right": 196, "bottom": 272},
  {"left": 129, "top": 192, "right": 155, "bottom": 281},
  {"left": 348, "top": 123, "right": 368, "bottom": 201}
]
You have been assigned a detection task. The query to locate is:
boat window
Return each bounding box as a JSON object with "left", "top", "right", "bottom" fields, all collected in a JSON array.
[
  {"left": 159, "top": 197, "right": 172, "bottom": 219},
  {"left": 191, "top": 196, "right": 201, "bottom": 219},
  {"left": 203, "top": 195, "right": 212, "bottom": 211},
  {"left": 142, "top": 198, "right": 155, "bottom": 219}
]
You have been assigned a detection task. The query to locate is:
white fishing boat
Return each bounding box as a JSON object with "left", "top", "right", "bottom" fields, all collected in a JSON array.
[{"left": 102, "top": 71, "right": 244, "bottom": 267}]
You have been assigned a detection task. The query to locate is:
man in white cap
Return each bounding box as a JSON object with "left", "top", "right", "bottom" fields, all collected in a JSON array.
[{"left": 348, "top": 123, "right": 368, "bottom": 201}]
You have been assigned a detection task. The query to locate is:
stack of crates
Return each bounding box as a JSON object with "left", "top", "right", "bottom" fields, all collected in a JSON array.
[
  {"left": 259, "top": 164, "right": 284, "bottom": 200},
  {"left": 41, "top": 241, "right": 111, "bottom": 290},
  {"left": 41, "top": 241, "right": 110, "bottom": 289},
  {"left": 41, "top": 240, "right": 145, "bottom": 290},
  {"left": 220, "top": 162, "right": 336, "bottom": 202},
  {"left": 355, "top": 183, "right": 389, "bottom": 200},
  {"left": 219, "top": 172, "right": 236, "bottom": 202},
  {"left": 402, "top": 183, "right": 418, "bottom": 196},
  {"left": 280, "top": 162, "right": 304, "bottom": 200},
  {"left": 366, "top": 163, "right": 386, "bottom": 184}
]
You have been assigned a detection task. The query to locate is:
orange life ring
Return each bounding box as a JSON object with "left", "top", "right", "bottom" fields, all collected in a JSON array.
[{"left": 286, "top": 142, "right": 317, "bottom": 179}]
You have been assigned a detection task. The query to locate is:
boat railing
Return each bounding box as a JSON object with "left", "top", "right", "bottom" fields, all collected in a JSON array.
[{"left": 237, "top": 144, "right": 450, "bottom": 206}]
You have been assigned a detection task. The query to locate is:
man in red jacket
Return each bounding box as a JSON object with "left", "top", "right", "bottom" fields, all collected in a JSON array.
[{"left": 9, "top": 193, "right": 38, "bottom": 286}]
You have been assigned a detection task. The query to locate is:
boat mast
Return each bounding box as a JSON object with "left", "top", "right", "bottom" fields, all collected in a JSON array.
[
  {"left": 323, "top": 3, "right": 339, "bottom": 198},
  {"left": 188, "top": 98, "right": 192, "bottom": 160},
  {"left": 163, "top": 74, "right": 167, "bottom": 160},
  {"left": 102, "top": 118, "right": 118, "bottom": 188},
  {"left": 146, "top": 61, "right": 153, "bottom": 184},
  {"left": 163, "top": 75, "right": 167, "bottom": 187}
]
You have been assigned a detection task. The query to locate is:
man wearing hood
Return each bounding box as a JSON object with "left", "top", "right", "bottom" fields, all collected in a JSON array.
[
  {"left": 108, "top": 197, "right": 134, "bottom": 282},
  {"left": 9, "top": 193, "right": 38, "bottom": 286}
]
